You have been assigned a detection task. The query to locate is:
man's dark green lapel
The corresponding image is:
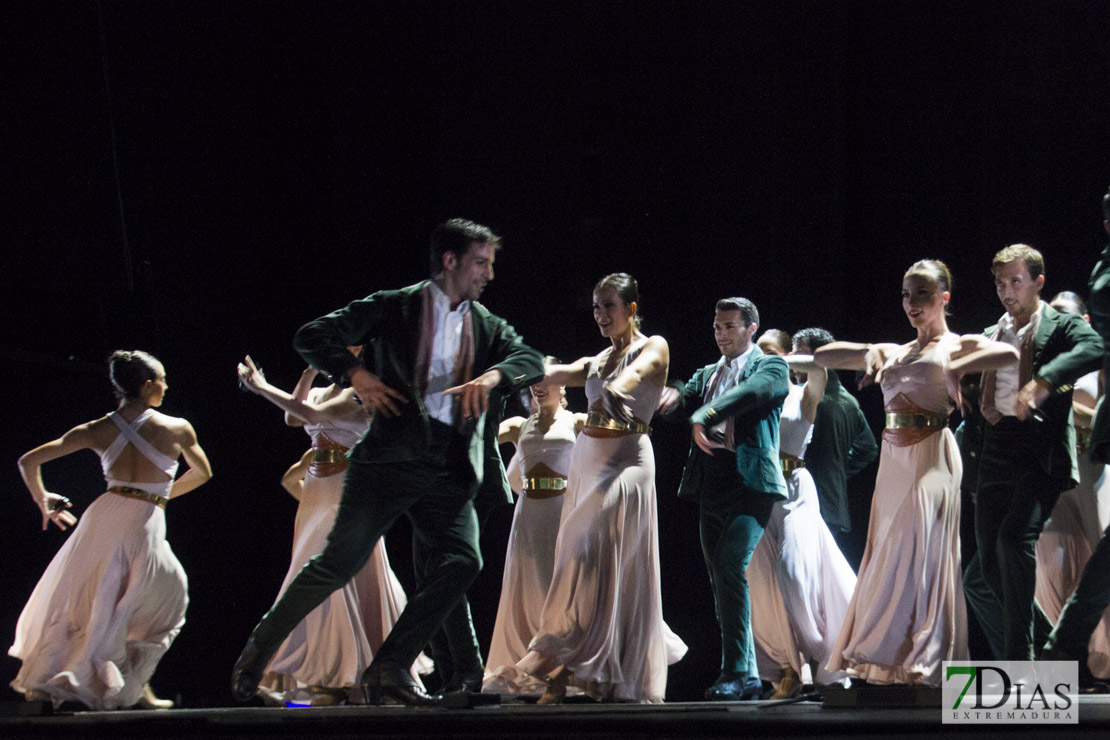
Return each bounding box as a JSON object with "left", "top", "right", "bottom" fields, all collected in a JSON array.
[{"left": 1033, "top": 302, "right": 1056, "bottom": 370}]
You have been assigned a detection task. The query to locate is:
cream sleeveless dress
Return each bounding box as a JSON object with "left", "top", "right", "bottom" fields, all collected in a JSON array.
[
  {"left": 10, "top": 409, "right": 188, "bottom": 709},
  {"left": 826, "top": 334, "right": 967, "bottom": 687},
  {"left": 751, "top": 383, "right": 856, "bottom": 687},
  {"left": 517, "top": 342, "right": 687, "bottom": 702},
  {"left": 483, "top": 407, "right": 577, "bottom": 696}
]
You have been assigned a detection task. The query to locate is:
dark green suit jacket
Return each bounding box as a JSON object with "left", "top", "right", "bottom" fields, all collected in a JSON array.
[
  {"left": 662, "top": 346, "right": 790, "bottom": 502},
  {"left": 293, "top": 281, "right": 545, "bottom": 491},
  {"left": 804, "top": 370, "right": 878, "bottom": 533},
  {"left": 1088, "top": 244, "right": 1110, "bottom": 463},
  {"left": 982, "top": 303, "right": 1103, "bottom": 487}
]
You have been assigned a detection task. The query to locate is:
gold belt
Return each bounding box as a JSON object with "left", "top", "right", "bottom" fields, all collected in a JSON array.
[
  {"left": 885, "top": 412, "right": 947, "bottom": 430},
  {"left": 780, "top": 456, "right": 806, "bottom": 474},
  {"left": 108, "top": 486, "right": 168, "bottom": 510},
  {"left": 521, "top": 476, "right": 567, "bottom": 499},
  {"left": 312, "top": 448, "right": 348, "bottom": 464},
  {"left": 584, "top": 413, "right": 652, "bottom": 435}
]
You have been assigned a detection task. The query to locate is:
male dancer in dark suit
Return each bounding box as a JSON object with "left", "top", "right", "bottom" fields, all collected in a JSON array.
[
  {"left": 231, "top": 219, "right": 544, "bottom": 705},
  {"left": 791, "top": 327, "right": 877, "bottom": 565},
  {"left": 975, "top": 243, "right": 1103, "bottom": 661},
  {"left": 1043, "top": 187, "right": 1110, "bottom": 685},
  {"left": 659, "top": 297, "right": 789, "bottom": 700}
]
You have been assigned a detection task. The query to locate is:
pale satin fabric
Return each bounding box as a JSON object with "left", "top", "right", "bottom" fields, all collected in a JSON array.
[
  {"left": 260, "top": 390, "right": 428, "bottom": 702},
  {"left": 483, "top": 408, "right": 577, "bottom": 696},
  {"left": 10, "top": 410, "right": 187, "bottom": 710},
  {"left": 751, "top": 384, "right": 856, "bottom": 687},
  {"left": 517, "top": 344, "right": 687, "bottom": 702},
  {"left": 1035, "top": 371, "right": 1110, "bottom": 677},
  {"left": 827, "top": 334, "right": 967, "bottom": 687}
]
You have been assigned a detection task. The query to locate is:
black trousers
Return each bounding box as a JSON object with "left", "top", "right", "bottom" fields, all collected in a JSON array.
[
  {"left": 250, "top": 420, "right": 481, "bottom": 673},
  {"left": 975, "top": 417, "right": 1066, "bottom": 661}
]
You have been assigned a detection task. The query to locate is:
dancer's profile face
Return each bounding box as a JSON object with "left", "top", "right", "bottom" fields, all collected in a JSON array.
[
  {"left": 442, "top": 241, "right": 496, "bottom": 302},
  {"left": 144, "top": 362, "right": 168, "bottom": 407},
  {"left": 593, "top": 287, "right": 634, "bottom": 338}
]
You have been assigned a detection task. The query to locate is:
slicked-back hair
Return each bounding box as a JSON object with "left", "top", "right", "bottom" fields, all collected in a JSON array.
[
  {"left": 595, "top": 273, "right": 643, "bottom": 329},
  {"left": 429, "top": 218, "right": 502, "bottom": 275},
  {"left": 758, "top": 329, "right": 791, "bottom": 355},
  {"left": 108, "top": 350, "right": 161, "bottom": 399},
  {"left": 1049, "top": 290, "right": 1087, "bottom": 317},
  {"left": 715, "top": 297, "right": 759, "bottom": 328},
  {"left": 905, "top": 259, "right": 954, "bottom": 316}
]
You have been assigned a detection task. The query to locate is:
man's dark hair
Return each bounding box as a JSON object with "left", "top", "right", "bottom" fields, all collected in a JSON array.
[
  {"left": 715, "top": 297, "right": 759, "bottom": 328},
  {"left": 793, "top": 327, "right": 835, "bottom": 352},
  {"left": 429, "top": 218, "right": 502, "bottom": 274}
]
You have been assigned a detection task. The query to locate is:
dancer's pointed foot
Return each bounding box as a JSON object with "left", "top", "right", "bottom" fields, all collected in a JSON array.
[
  {"left": 769, "top": 667, "right": 801, "bottom": 700},
  {"left": 537, "top": 671, "right": 568, "bottom": 705},
  {"left": 135, "top": 683, "right": 174, "bottom": 709}
]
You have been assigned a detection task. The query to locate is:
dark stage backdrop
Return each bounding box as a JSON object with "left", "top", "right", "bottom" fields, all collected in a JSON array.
[{"left": 3, "top": 1, "right": 1109, "bottom": 706}]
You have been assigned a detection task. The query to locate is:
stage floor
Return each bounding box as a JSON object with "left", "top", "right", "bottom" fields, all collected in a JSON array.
[{"left": 3, "top": 696, "right": 1109, "bottom": 739}]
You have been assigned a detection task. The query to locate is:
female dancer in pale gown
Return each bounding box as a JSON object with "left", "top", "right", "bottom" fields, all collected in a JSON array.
[
  {"left": 482, "top": 379, "right": 585, "bottom": 697},
  {"left": 1036, "top": 292, "right": 1110, "bottom": 678},
  {"left": 749, "top": 331, "right": 855, "bottom": 699},
  {"left": 11, "top": 350, "right": 212, "bottom": 710},
  {"left": 815, "top": 260, "right": 1018, "bottom": 686},
  {"left": 517, "top": 273, "right": 687, "bottom": 703},
  {"left": 237, "top": 355, "right": 426, "bottom": 705}
]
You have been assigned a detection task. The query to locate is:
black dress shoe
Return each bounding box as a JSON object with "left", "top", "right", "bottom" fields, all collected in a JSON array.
[
  {"left": 1042, "top": 647, "right": 1110, "bottom": 693},
  {"left": 704, "top": 675, "right": 763, "bottom": 701},
  {"left": 437, "top": 666, "right": 484, "bottom": 697},
  {"left": 230, "top": 637, "right": 274, "bottom": 703},
  {"left": 361, "top": 661, "right": 441, "bottom": 707}
]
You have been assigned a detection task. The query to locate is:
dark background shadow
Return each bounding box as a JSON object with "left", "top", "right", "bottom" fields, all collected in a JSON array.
[{"left": 3, "top": 0, "right": 1109, "bottom": 705}]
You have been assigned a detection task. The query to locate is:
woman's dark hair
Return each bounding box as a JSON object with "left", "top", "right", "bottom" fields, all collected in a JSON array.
[
  {"left": 758, "top": 329, "right": 792, "bottom": 355},
  {"left": 594, "top": 273, "right": 642, "bottom": 329},
  {"left": 108, "top": 350, "right": 162, "bottom": 399}
]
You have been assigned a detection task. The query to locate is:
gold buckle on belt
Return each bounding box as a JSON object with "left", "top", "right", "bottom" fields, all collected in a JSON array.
[
  {"left": 312, "top": 448, "right": 348, "bottom": 464},
  {"left": 522, "top": 477, "right": 567, "bottom": 491},
  {"left": 584, "top": 413, "right": 652, "bottom": 435},
  {"left": 780, "top": 456, "right": 806, "bottom": 474},
  {"left": 108, "top": 485, "right": 168, "bottom": 510},
  {"left": 885, "top": 412, "right": 947, "bottom": 430},
  {"left": 521, "top": 477, "right": 567, "bottom": 499}
]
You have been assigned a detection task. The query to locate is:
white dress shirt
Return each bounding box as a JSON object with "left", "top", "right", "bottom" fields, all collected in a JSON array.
[
  {"left": 706, "top": 344, "right": 756, "bottom": 436},
  {"left": 423, "top": 280, "right": 471, "bottom": 425},
  {"left": 992, "top": 302, "right": 1043, "bottom": 418}
]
